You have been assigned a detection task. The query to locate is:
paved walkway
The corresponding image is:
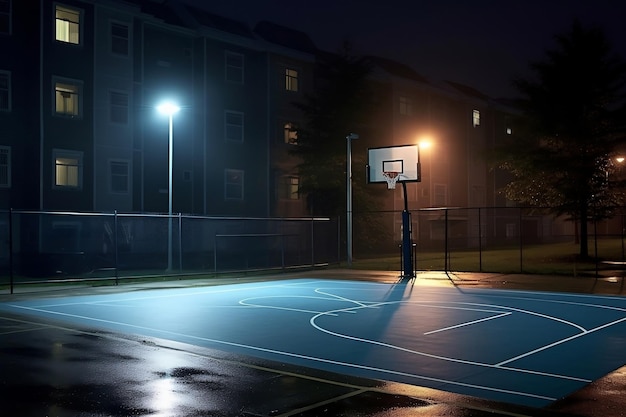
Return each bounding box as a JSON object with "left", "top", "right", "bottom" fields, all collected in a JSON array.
[{"left": 1, "top": 269, "right": 625, "bottom": 416}]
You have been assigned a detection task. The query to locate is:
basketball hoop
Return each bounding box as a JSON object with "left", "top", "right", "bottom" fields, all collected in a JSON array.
[{"left": 382, "top": 171, "right": 400, "bottom": 189}]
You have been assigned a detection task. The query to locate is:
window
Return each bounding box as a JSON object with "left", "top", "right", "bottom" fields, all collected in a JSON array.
[
  {"left": 54, "top": 149, "right": 82, "bottom": 188},
  {"left": 225, "top": 51, "right": 244, "bottom": 83},
  {"left": 111, "top": 22, "right": 129, "bottom": 56},
  {"left": 54, "top": 80, "right": 81, "bottom": 117},
  {"left": 0, "top": 145, "right": 10, "bottom": 187},
  {"left": 225, "top": 169, "right": 243, "bottom": 200},
  {"left": 506, "top": 127, "right": 512, "bottom": 135},
  {"left": 399, "top": 96, "right": 412, "bottom": 116},
  {"left": 224, "top": 111, "right": 243, "bottom": 142},
  {"left": 110, "top": 91, "right": 128, "bottom": 124},
  {"left": 110, "top": 160, "right": 129, "bottom": 193},
  {"left": 285, "top": 68, "right": 298, "bottom": 92},
  {"left": 472, "top": 109, "right": 480, "bottom": 127},
  {"left": 0, "top": 0, "right": 10, "bottom": 35},
  {"left": 283, "top": 122, "right": 298, "bottom": 144},
  {"left": 279, "top": 176, "right": 300, "bottom": 200},
  {"left": 0, "top": 71, "right": 9, "bottom": 111},
  {"left": 55, "top": 5, "right": 80, "bottom": 45}
]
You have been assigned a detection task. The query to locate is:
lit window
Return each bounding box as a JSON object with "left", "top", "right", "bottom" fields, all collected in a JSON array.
[
  {"left": 399, "top": 96, "right": 412, "bottom": 116},
  {"left": 283, "top": 122, "right": 298, "bottom": 144},
  {"left": 285, "top": 68, "right": 298, "bottom": 92},
  {"left": 225, "top": 169, "right": 244, "bottom": 200},
  {"left": 225, "top": 51, "right": 244, "bottom": 83},
  {"left": 55, "top": 5, "right": 80, "bottom": 45},
  {"left": 0, "top": 71, "right": 9, "bottom": 111},
  {"left": 0, "top": 145, "right": 10, "bottom": 187},
  {"left": 506, "top": 127, "right": 512, "bottom": 135},
  {"left": 110, "top": 160, "right": 129, "bottom": 193},
  {"left": 111, "top": 22, "right": 129, "bottom": 56},
  {"left": 225, "top": 111, "right": 244, "bottom": 142},
  {"left": 0, "top": 0, "right": 10, "bottom": 35},
  {"left": 54, "top": 150, "right": 82, "bottom": 188},
  {"left": 110, "top": 91, "right": 128, "bottom": 124},
  {"left": 55, "top": 81, "right": 81, "bottom": 117},
  {"left": 472, "top": 109, "right": 480, "bottom": 127},
  {"left": 279, "top": 176, "right": 300, "bottom": 200}
]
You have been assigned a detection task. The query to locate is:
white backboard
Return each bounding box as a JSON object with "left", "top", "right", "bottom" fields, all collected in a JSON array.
[{"left": 367, "top": 144, "right": 421, "bottom": 183}]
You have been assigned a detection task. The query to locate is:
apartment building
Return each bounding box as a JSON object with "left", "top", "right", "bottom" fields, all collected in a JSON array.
[
  {"left": 0, "top": 0, "right": 514, "bottom": 224},
  {"left": 0, "top": 0, "right": 316, "bottom": 217}
]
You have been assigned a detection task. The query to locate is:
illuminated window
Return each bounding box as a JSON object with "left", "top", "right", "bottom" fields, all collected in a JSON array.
[
  {"left": 0, "top": 145, "right": 10, "bottom": 188},
  {"left": 279, "top": 176, "right": 300, "bottom": 200},
  {"left": 225, "top": 51, "right": 244, "bottom": 83},
  {"left": 0, "top": 0, "right": 10, "bottom": 35},
  {"left": 54, "top": 150, "right": 82, "bottom": 188},
  {"left": 225, "top": 169, "right": 244, "bottom": 200},
  {"left": 399, "top": 96, "right": 412, "bottom": 116},
  {"left": 283, "top": 122, "right": 298, "bottom": 144},
  {"left": 55, "top": 5, "right": 80, "bottom": 45},
  {"left": 506, "top": 127, "right": 512, "bottom": 135},
  {"left": 110, "top": 91, "right": 128, "bottom": 124},
  {"left": 111, "top": 22, "right": 129, "bottom": 55},
  {"left": 224, "top": 111, "right": 244, "bottom": 142},
  {"left": 285, "top": 68, "right": 298, "bottom": 92},
  {"left": 472, "top": 109, "right": 480, "bottom": 127},
  {"left": 55, "top": 81, "right": 81, "bottom": 117},
  {"left": 0, "top": 71, "right": 9, "bottom": 111},
  {"left": 110, "top": 160, "right": 129, "bottom": 193}
]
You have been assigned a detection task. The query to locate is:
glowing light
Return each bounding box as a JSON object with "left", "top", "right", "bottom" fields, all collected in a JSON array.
[
  {"left": 616, "top": 157, "right": 625, "bottom": 163},
  {"left": 157, "top": 102, "right": 180, "bottom": 116}
]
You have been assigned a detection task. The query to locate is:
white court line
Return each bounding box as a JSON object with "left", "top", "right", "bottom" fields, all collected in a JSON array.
[
  {"left": 239, "top": 295, "right": 346, "bottom": 315},
  {"left": 307, "top": 301, "right": 589, "bottom": 383},
  {"left": 4, "top": 303, "right": 557, "bottom": 403},
  {"left": 497, "top": 315, "right": 626, "bottom": 366},
  {"left": 424, "top": 312, "right": 512, "bottom": 335},
  {"left": 27, "top": 279, "right": 322, "bottom": 309}
]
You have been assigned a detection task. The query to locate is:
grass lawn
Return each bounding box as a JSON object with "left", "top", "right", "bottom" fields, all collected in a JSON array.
[{"left": 352, "top": 238, "right": 626, "bottom": 276}]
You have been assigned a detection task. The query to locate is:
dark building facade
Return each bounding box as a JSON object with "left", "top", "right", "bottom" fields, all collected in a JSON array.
[{"left": 0, "top": 0, "right": 514, "bottom": 223}]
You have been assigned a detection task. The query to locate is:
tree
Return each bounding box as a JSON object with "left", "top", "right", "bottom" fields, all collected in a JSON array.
[
  {"left": 495, "top": 21, "right": 626, "bottom": 258},
  {"left": 291, "top": 44, "right": 380, "bottom": 216},
  {"left": 291, "top": 45, "right": 390, "bottom": 254}
]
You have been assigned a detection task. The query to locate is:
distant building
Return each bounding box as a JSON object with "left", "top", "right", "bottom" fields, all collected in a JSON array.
[{"left": 0, "top": 0, "right": 517, "bottom": 223}]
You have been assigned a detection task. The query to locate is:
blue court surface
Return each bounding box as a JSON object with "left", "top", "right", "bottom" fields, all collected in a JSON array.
[{"left": 2, "top": 278, "right": 626, "bottom": 408}]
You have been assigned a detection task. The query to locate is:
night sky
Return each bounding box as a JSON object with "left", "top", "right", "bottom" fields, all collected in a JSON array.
[{"left": 181, "top": 0, "right": 626, "bottom": 98}]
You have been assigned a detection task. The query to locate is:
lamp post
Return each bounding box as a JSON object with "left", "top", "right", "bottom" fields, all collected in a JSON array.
[
  {"left": 157, "top": 101, "right": 180, "bottom": 271},
  {"left": 346, "top": 133, "right": 359, "bottom": 267}
]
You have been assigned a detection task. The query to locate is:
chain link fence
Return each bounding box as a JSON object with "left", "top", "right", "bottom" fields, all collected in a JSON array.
[
  {"left": 0, "top": 211, "right": 340, "bottom": 291},
  {"left": 351, "top": 207, "right": 626, "bottom": 276}
]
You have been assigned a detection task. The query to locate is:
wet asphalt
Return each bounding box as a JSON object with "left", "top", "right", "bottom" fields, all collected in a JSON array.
[{"left": 1, "top": 269, "right": 626, "bottom": 417}]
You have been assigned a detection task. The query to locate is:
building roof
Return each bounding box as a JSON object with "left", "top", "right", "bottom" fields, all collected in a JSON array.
[
  {"left": 184, "top": 4, "right": 255, "bottom": 38},
  {"left": 365, "top": 55, "right": 430, "bottom": 84},
  {"left": 253, "top": 21, "right": 318, "bottom": 54}
]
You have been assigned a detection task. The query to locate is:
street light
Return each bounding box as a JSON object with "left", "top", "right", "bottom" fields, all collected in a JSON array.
[
  {"left": 346, "top": 133, "right": 359, "bottom": 267},
  {"left": 157, "top": 101, "right": 180, "bottom": 271}
]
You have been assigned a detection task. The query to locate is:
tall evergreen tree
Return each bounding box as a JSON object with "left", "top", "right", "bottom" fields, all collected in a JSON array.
[
  {"left": 291, "top": 44, "right": 379, "bottom": 216},
  {"left": 496, "top": 21, "right": 626, "bottom": 258}
]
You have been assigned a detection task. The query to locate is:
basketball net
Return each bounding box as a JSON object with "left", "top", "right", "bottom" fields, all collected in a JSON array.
[{"left": 382, "top": 171, "right": 400, "bottom": 189}]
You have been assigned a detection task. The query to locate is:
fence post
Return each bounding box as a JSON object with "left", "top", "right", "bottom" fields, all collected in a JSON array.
[
  {"left": 178, "top": 213, "right": 183, "bottom": 272},
  {"left": 310, "top": 218, "right": 315, "bottom": 267},
  {"left": 9, "top": 208, "right": 13, "bottom": 294},
  {"left": 114, "top": 210, "right": 119, "bottom": 286},
  {"left": 445, "top": 208, "right": 449, "bottom": 271},
  {"left": 519, "top": 208, "right": 523, "bottom": 273},
  {"left": 478, "top": 207, "right": 482, "bottom": 272}
]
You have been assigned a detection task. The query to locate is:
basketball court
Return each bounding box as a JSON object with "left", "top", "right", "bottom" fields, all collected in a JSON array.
[{"left": 2, "top": 277, "right": 626, "bottom": 408}]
